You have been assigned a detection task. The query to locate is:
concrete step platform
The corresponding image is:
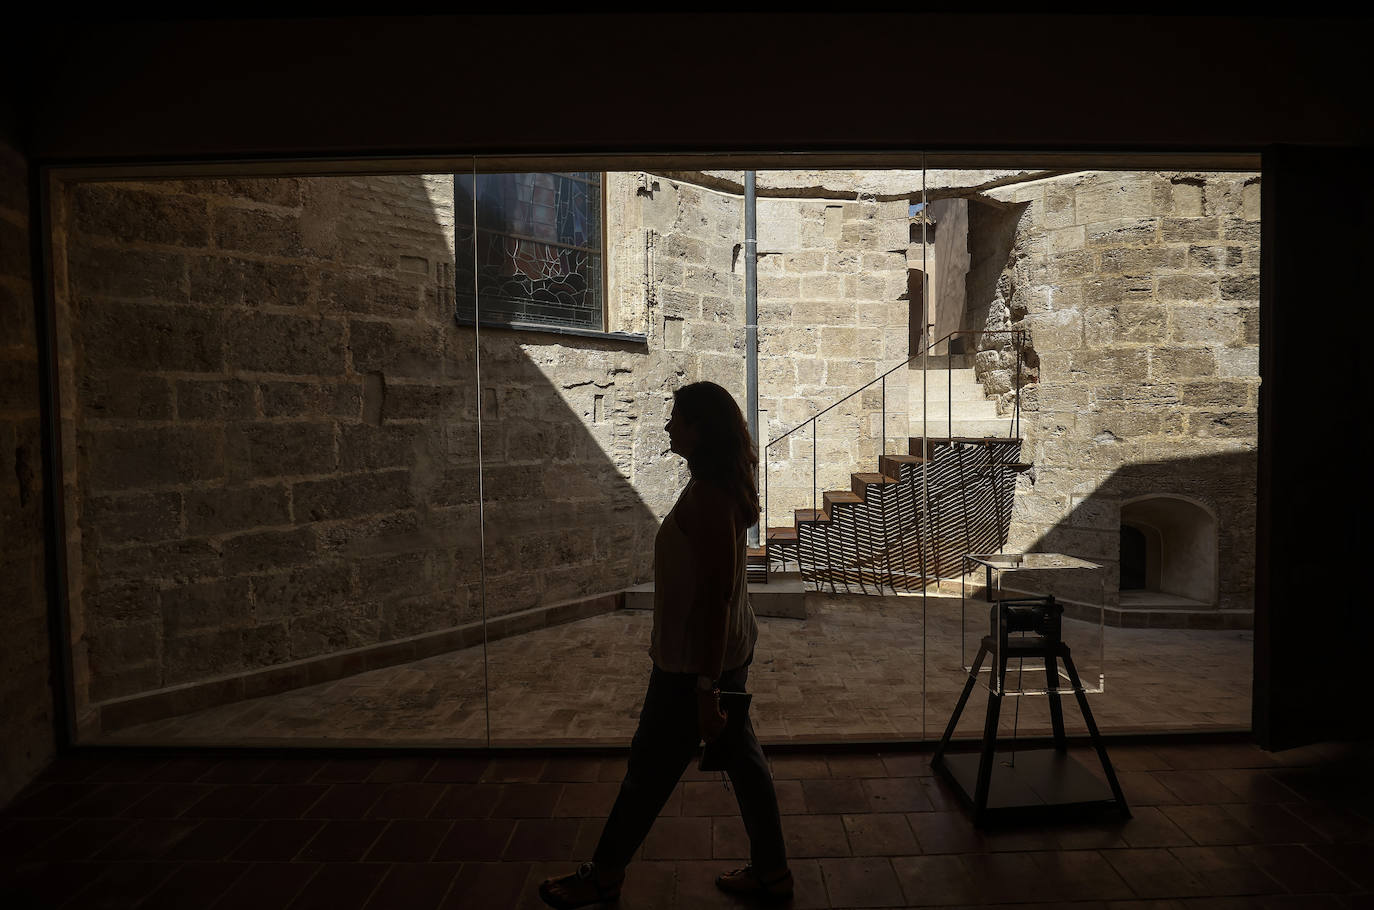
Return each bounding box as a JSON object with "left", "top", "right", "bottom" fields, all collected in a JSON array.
[{"left": 623, "top": 577, "right": 806, "bottom": 620}]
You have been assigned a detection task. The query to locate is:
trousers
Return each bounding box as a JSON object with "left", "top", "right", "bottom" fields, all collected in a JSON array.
[{"left": 592, "top": 655, "right": 787, "bottom": 872}]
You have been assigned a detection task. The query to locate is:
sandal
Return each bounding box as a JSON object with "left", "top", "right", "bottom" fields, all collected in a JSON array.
[
  {"left": 715, "top": 865, "right": 794, "bottom": 902},
  {"left": 539, "top": 861, "right": 623, "bottom": 909}
]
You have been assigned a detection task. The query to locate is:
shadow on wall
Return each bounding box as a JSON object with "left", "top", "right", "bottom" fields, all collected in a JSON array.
[
  {"left": 1026, "top": 449, "right": 1257, "bottom": 628},
  {"left": 58, "top": 173, "right": 662, "bottom": 732}
]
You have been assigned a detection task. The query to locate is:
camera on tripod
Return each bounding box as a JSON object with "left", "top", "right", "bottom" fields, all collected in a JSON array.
[{"left": 991, "top": 594, "right": 1063, "bottom": 642}]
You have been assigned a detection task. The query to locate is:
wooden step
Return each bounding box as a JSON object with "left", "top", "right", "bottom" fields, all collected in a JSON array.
[
  {"left": 850, "top": 472, "right": 897, "bottom": 499},
  {"left": 747, "top": 546, "right": 767, "bottom": 559},
  {"left": 879, "top": 453, "right": 928, "bottom": 479},
  {"left": 823, "top": 490, "right": 863, "bottom": 512},
  {"left": 909, "top": 435, "right": 1022, "bottom": 456},
  {"left": 795, "top": 508, "right": 829, "bottom": 524},
  {"left": 767, "top": 526, "right": 798, "bottom": 542}
]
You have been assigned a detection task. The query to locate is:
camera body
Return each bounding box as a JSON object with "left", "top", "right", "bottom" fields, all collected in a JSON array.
[{"left": 991, "top": 594, "right": 1062, "bottom": 642}]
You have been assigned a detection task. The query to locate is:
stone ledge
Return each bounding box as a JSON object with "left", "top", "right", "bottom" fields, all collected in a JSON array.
[{"left": 95, "top": 589, "right": 623, "bottom": 733}]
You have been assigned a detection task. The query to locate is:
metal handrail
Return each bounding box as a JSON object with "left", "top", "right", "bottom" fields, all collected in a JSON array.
[{"left": 762, "top": 328, "right": 1028, "bottom": 542}]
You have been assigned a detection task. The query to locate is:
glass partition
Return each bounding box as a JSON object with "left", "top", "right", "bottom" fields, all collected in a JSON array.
[{"left": 46, "top": 159, "right": 1258, "bottom": 747}]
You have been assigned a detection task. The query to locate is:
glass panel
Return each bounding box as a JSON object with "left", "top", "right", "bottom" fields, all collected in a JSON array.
[
  {"left": 474, "top": 169, "right": 663, "bottom": 746},
  {"left": 56, "top": 167, "right": 487, "bottom": 746}
]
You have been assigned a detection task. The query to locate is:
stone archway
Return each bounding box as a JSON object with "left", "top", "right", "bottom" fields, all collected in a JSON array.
[{"left": 1120, "top": 494, "right": 1218, "bottom": 608}]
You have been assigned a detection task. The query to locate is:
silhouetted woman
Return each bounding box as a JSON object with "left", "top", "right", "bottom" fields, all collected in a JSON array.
[{"left": 540, "top": 380, "right": 792, "bottom": 907}]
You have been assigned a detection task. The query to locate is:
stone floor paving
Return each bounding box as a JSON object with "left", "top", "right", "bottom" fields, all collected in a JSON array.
[
  {"left": 100, "top": 594, "right": 1251, "bottom": 748},
  {"left": 2, "top": 740, "right": 1370, "bottom": 909}
]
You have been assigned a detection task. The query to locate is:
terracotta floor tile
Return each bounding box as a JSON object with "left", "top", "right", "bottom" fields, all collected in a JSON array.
[
  {"left": 1161, "top": 805, "right": 1259, "bottom": 845},
  {"left": 428, "top": 782, "right": 502, "bottom": 818},
  {"left": 433, "top": 818, "right": 515, "bottom": 862},
  {"left": 182, "top": 785, "right": 268, "bottom": 819},
  {"left": 1234, "top": 844, "right": 1360, "bottom": 893},
  {"left": 6, "top": 782, "right": 96, "bottom": 818},
  {"left": 93, "top": 818, "right": 200, "bottom": 861},
  {"left": 1307, "top": 843, "right": 1374, "bottom": 891},
  {"left": 441, "top": 861, "right": 531, "bottom": 909},
  {"left": 0, "top": 817, "right": 72, "bottom": 860},
  {"left": 502, "top": 818, "right": 581, "bottom": 862},
  {"left": 481, "top": 757, "right": 549, "bottom": 783},
  {"left": 908, "top": 811, "right": 985, "bottom": 854},
  {"left": 803, "top": 778, "right": 870, "bottom": 814},
  {"left": 298, "top": 819, "right": 388, "bottom": 862},
  {"left": 140, "top": 860, "right": 250, "bottom": 910},
  {"left": 775, "top": 779, "right": 808, "bottom": 814},
  {"left": 642, "top": 815, "right": 712, "bottom": 860},
  {"left": 1027, "top": 848, "right": 1135, "bottom": 901},
  {"left": 680, "top": 780, "right": 742, "bottom": 817},
  {"left": 1117, "top": 806, "right": 1193, "bottom": 848},
  {"left": 366, "top": 758, "right": 437, "bottom": 784},
  {"left": 242, "top": 784, "right": 330, "bottom": 819},
  {"left": 425, "top": 756, "right": 489, "bottom": 783},
  {"left": 1103, "top": 847, "right": 1212, "bottom": 899},
  {"left": 67, "top": 782, "right": 157, "bottom": 818},
  {"left": 826, "top": 755, "right": 889, "bottom": 778},
  {"left": 0, "top": 859, "right": 106, "bottom": 909},
  {"left": 364, "top": 819, "right": 454, "bottom": 863},
  {"left": 863, "top": 777, "right": 936, "bottom": 813},
  {"left": 880, "top": 752, "right": 935, "bottom": 778},
  {"left": 65, "top": 861, "right": 179, "bottom": 909},
  {"left": 1168, "top": 845, "right": 1284, "bottom": 897},
  {"left": 962, "top": 851, "right": 1045, "bottom": 903},
  {"left": 288, "top": 861, "right": 388, "bottom": 910},
  {"left": 1153, "top": 771, "right": 1246, "bottom": 805},
  {"left": 213, "top": 861, "right": 320, "bottom": 910},
  {"left": 539, "top": 757, "right": 605, "bottom": 783},
  {"left": 164, "top": 818, "right": 259, "bottom": 860},
  {"left": 312, "top": 760, "right": 381, "bottom": 784},
  {"left": 892, "top": 853, "right": 982, "bottom": 906},
  {"left": 490, "top": 782, "right": 565, "bottom": 819},
  {"left": 255, "top": 759, "right": 328, "bottom": 784},
  {"left": 231, "top": 819, "right": 325, "bottom": 861},
  {"left": 842, "top": 813, "right": 920, "bottom": 855},
  {"left": 1204, "top": 768, "right": 1305, "bottom": 804},
  {"left": 771, "top": 756, "right": 832, "bottom": 779},
  {"left": 616, "top": 859, "right": 676, "bottom": 909},
  {"left": 26, "top": 818, "right": 128, "bottom": 861},
  {"left": 302, "top": 784, "right": 385, "bottom": 819},
  {"left": 363, "top": 861, "right": 461, "bottom": 910},
  {"left": 784, "top": 814, "right": 851, "bottom": 859},
  {"left": 671, "top": 859, "right": 748, "bottom": 909},
  {"left": 200, "top": 759, "right": 278, "bottom": 784},
  {"left": 365, "top": 783, "right": 448, "bottom": 819},
  {"left": 123, "top": 783, "right": 216, "bottom": 818},
  {"left": 820, "top": 856, "right": 905, "bottom": 907}
]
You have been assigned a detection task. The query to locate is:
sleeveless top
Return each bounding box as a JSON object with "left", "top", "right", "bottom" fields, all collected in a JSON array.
[{"left": 649, "top": 482, "right": 759, "bottom": 676}]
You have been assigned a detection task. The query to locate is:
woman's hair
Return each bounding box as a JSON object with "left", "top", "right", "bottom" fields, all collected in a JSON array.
[{"left": 673, "top": 381, "right": 760, "bottom": 522}]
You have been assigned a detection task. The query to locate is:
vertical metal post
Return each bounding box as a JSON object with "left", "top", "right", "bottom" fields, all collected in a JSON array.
[
  {"left": 881, "top": 375, "right": 886, "bottom": 456},
  {"left": 745, "top": 171, "right": 759, "bottom": 548},
  {"left": 812, "top": 420, "right": 817, "bottom": 517}
]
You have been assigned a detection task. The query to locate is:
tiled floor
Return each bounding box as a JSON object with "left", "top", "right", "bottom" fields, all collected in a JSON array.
[
  {"left": 100, "top": 594, "right": 1252, "bottom": 748},
  {"left": 2, "top": 740, "right": 1370, "bottom": 908}
]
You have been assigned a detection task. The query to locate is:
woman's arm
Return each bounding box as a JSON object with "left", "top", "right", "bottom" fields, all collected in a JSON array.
[{"left": 681, "top": 481, "right": 741, "bottom": 682}]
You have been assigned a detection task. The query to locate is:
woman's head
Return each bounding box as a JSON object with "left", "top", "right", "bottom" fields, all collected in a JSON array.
[{"left": 668, "top": 381, "right": 760, "bottom": 521}]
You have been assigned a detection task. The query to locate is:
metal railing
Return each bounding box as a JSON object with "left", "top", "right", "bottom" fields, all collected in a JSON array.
[{"left": 762, "top": 329, "right": 1027, "bottom": 545}]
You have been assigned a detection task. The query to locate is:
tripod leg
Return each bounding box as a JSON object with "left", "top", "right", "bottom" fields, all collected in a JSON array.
[
  {"left": 933, "top": 643, "right": 990, "bottom": 766},
  {"left": 973, "top": 651, "right": 1007, "bottom": 826},
  {"left": 1045, "top": 653, "right": 1066, "bottom": 752},
  {"left": 1062, "top": 652, "right": 1131, "bottom": 818}
]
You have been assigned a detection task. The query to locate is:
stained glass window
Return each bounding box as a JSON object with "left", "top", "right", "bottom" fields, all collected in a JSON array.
[{"left": 455, "top": 172, "right": 604, "bottom": 332}]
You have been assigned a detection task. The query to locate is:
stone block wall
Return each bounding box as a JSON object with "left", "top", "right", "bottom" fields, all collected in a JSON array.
[
  {"left": 986, "top": 171, "right": 1261, "bottom": 613},
  {"left": 0, "top": 140, "right": 55, "bottom": 804},
  {"left": 55, "top": 174, "right": 669, "bottom": 717}
]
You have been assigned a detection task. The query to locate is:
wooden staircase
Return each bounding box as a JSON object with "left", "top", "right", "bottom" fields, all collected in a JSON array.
[{"left": 765, "top": 436, "right": 1029, "bottom": 593}]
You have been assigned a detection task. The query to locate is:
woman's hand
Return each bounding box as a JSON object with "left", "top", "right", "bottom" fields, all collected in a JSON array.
[{"left": 697, "top": 689, "right": 727, "bottom": 742}]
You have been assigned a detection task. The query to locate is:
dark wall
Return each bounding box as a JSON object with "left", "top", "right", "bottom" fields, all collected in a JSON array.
[
  {"left": 17, "top": 15, "right": 1371, "bottom": 160},
  {"left": 0, "top": 139, "right": 56, "bottom": 804}
]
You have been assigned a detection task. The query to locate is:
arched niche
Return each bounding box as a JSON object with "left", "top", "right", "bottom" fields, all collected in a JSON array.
[{"left": 1120, "top": 494, "right": 1218, "bottom": 607}]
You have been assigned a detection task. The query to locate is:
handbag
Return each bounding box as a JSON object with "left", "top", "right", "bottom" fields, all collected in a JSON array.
[{"left": 698, "top": 690, "right": 753, "bottom": 772}]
